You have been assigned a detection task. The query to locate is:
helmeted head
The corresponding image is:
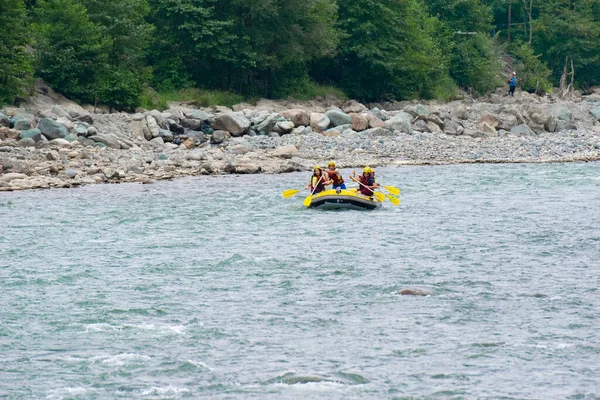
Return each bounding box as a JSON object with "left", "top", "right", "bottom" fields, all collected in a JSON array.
[
  {"left": 363, "top": 166, "right": 371, "bottom": 175},
  {"left": 328, "top": 161, "right": 336, "bottom": 169},
  {"left": 313, "top": 165, "right": 322, "bottom": 174}
]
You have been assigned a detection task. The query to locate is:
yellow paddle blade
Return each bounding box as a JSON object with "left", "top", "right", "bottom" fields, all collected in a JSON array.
[
  {"left": 384, "top": 185, "right": 400, "bottom": 196},
  {"left": 374, "top": 192, "right": 386, "bottom": 202},
  {"left": 282, "top": 189, "right": 300, "bottom": 198},
  {"left": 303, "top": 194, "right": 313, "bottom": 207},
  {"left": 387, "top": 194, "right": 400, "bottom": 206}
]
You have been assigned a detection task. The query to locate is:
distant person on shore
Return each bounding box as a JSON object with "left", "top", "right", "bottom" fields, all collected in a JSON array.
[
  {"left": 508, "top": 72, "right": 517, "bottom": 97},
  {"left": 325, "top": 161, "right": 346, "bottom": 192},
  {"left": 305, "top": 166, "right": 331, "bottom": 194}
]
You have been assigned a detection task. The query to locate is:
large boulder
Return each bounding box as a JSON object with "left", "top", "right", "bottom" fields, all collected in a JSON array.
[
  {"left": 350, "top": 113, "right": 369, "bottom": 131},
  {"left": 384, "top": 111, "right": 413, "bottom": 134},
  {"left": 210, "top": 130, "right": 229, "bottom": 144},
  {"left": 478, "top": 112, "right": 501, "bottom": 129},
  {"left": 0, "top": 112, "right": 11, "bottom": 128},
  {"left": 275, "top": 120, "right": 295, "bottom": 134},
  {"left": 591, "top": 105, "right": 600, "bottom": 120},
  {"left": 145, "top": 115, "right": 160, "bottom": 138},
  {"left": 211, "top": 112, "right": 250, "bottom": 136},
  {"left": 19, "top": 128, "right": 43, "bottom": 142},
  {"left": 279, "top": 109, "right": 310, "bottom": 127},
  {"left": 370, "top": 107, "right": 388, "bottom": 121},
  {"left": 454, "top": 104, "right": 469, "bottom": 120},
  {"left": 38, "top": 118, "right": 69, "bottom": 140},
  {"left": 325, "top": 109, "right": 352, "bottom": 127},
  {"left": 366, "top": 113, "right": 385, "bottom": 128},
  {"left": 271, "top": 144, "right": 298, "bottom": 158},
  {"left": 255, "top": 113, "right": 280, "bottom": 134},
  {"left": 510, "top": 123, "right": 535, "bottom": 136},
  {"left": 549, "top": 104, "right": 573, "bottom": 122},
  {"left": 185, "top": 110, "right": 212, "bottom": 121},
  {"left": 12, "top": 113, "right": 35, "bottom": 130},
  {"left": 88, "top": 134, "right": 121, "bottom": 149},
  {"left": 310, "top": 113, "right": 330, "bottom": 133},
  {"left": 341, "top": 100, "right": 368, "bottom": 114},
  {"left": 405, "top": 103, "right": 430, "bottom": 119}
]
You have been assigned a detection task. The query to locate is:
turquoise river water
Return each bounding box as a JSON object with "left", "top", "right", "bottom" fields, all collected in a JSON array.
[{"left": 1, "top": 162, "right": 600, "bottom": 399}]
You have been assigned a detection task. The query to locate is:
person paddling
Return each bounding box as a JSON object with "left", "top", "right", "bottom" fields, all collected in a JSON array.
[
  {"left": 350, "top": 167, "right": 379, "bottom": 198},
  {"left": 325, "top": 161, "right": 346, "bottom": 192},
  {"left": 304, "top": 165, "right": 332, "bottom": 195}
]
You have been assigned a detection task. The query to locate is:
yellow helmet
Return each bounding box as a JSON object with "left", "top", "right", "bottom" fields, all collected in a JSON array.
[
  {"left": 363, "top": 166, "right": 371, "bottom": 173},
  {"left": 328, "top": 161, "right": 336, "bottom": 167},
  {"left": 313, "top": 165, "right": 321, "bottom": 171}
]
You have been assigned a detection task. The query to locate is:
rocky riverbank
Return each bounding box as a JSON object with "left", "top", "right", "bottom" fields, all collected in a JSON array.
[{"left": 1, "top": 81, "right": 600, "bottom": 191}]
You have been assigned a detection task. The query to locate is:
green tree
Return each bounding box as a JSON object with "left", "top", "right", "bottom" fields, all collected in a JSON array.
[
  {"left": 331, "top": 0, "right": 446, "bottom": 101},
  {"left": 508, "top": 42, "right": 552, "bottom": 94},
  {"left": 0, "top": 0, "right": 33, "bottom": 106},
  {"left": 80, "top": 0, "right": 153, "bottom": 109},
  {"left": 425, "top": 0, "right": 501, "bottom": 94},
  {"left": 147, "top": 0, "right": 338, "bottom": 97},
  {"left": 32, "top": 0, "right": 111, "bottom": 105},
  {"left": 535, "top": 0, "right": 600, "bottom": 88}
]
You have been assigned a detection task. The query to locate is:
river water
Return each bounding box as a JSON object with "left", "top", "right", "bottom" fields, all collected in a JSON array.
[{"left": 1, "top": 162, "right": 599, "bottom": 399}]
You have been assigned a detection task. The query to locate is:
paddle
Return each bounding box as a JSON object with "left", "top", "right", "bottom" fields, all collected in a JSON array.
[
  {"left": 350, "top": 175, "right": 386, "bottom": 202},
  {"left": 282, "top": 189, "right": 301, "bottom": 198},
  {"left": 380, "top": 191, "right": 400, "bottom": 206},
  {"left": 303, "top": 175, "right": 324, "bottom": 207},
  {"left": 383, "top": 185, "right": 400, "bottom": 196}
]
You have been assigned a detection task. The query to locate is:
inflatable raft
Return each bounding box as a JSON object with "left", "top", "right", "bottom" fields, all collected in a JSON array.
[{"left": 306, "top": 189, "right": 382, "bottom": 210}]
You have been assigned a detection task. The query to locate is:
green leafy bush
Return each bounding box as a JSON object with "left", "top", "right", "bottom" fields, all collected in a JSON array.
[{"left": 508, "top": 43, "right": 553, "bottom": 94}]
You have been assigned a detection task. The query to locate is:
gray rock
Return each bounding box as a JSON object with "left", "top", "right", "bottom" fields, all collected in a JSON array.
[
  {"left": 185, "top": 110, "right": 211, "bottom": 121},
  {"left": 210, "top": 130, "right": 228, "bottom": 144},
  {"left": 18, "top": 138, "right": 36, "bottom": 147},
  {"left": 88, "top": 134, "right": 121, "bottom": 149},
  {"left": 405, "top": 103, "right": 430, "bottom": 119},
  {"left": 38, "top": 118, "right": 69, "bottom": 139},
  {"left": 271, "top": 145, "right": 298, "bottom": 158},
  {"left": 64, "top": 168, "right": 78, "bottom": 179},
  {"left": 556, "top": 120, "right": 577, "bottom": 132},
  {"left": 77, "top": 136, "right": 96, "bottom": 147},
  {"left": 291, "top": 126, "right": 311, "bottom": 135},
  {"left": 362, "top": 127, "right": 394, "bottom": 136},
  {"left": 87, "top": 126, "right": 98, "bottom": 136},
  {"left": 549, "top": 104, "right": 573, "bottom": 122},
  {"left": 279, "top": 109, "right": 310, "bottom": 127},
  {"left": 341, "top": 100, "right": 368, "bottom": 114},
  {"left": 0, "top": 112, "right": 11, "bottom": 128},
  {"left": 12, "top": 113, "right": 35, "bottom": 130},
  {"left": 63, "top": 133, "right": 78, "bottom": 142},
  {"left": 591, "top": 105, "right": 600, "bottom": 120},
  {"left": 385, "top": 111, "right": 413, "bottom": 134},
  {"left": 455, "top": 104, "right": 469, "bottom": 120},
  {"left": 325, "top": 110, "right": 352, "bottom": 127},
  {"left": 255, "top": 113, "right": 280, "bottom": 134},
  {"left": 19, "top": 128, "right": 42, "bottom": 142},
  {"left": 158, "top": 129, "right": 173, "bottom": 142},
  {"left": 211, "top": 112, "right": 250, "bottom": 137},
  {"left": 145, "top": 115, "right": 160, "bottom": 138},
  {"left": 510, "top": 123, "right": 535, "bottom": 136},
  {"left": 74, "top": 124, "right": 89, "bottom": 137},
  {"left": 370, "top": 107, "right": 388, "bottom": 121},
  {"left": 310, "top": 113, "right": 330, "bottom": 132},
  {"left": 52, "top": 105, "right": 71, "bottom": 119},
  {"left": 275, "top": 120, "right": 295, "bottom": 134},
  {"left": 186, "top": 131, "right": 208, "bottom": 144}
]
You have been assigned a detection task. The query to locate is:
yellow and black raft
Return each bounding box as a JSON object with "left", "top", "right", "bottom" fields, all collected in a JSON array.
[{"left": 305, "top": 189, "right": 382, "bottom": 210}]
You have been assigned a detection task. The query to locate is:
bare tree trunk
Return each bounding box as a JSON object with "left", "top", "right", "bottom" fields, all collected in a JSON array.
[
  {"left": 522, "top": 0, "right": 533, "bottom": 46},
  {"left": 560, "top": 57, "right": 575, "bottom": 98},
  {"left": 508, "top": 2, "right": 512, "bottom": 43}
]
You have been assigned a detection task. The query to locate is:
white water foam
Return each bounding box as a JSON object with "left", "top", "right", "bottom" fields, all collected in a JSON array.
[
  {"left": 92, "top": 353, "right": 152, "bottom": 366},
  {"left": 141, "top": 385, "right": 190, "bottom": 396}
]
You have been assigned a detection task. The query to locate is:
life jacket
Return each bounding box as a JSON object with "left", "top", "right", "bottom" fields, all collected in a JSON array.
[
  {"left": 358, "top": 175, "right": 375, "bottom": 196},
  {"left": 311, "top": 175, "right": 326, "bottom": 193},
  {"left": 327, "top": 170, "right": 344, "bottom": 186}
]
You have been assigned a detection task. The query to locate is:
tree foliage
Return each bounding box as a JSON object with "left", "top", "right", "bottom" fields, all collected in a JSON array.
[
  {"left": 1, "top": 0, "right": 598, "bottom": 108},
  {"left": 0, "top": 0, "right": 33, "bottom": 106}
]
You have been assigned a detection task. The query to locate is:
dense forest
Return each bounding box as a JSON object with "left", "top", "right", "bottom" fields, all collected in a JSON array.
[{"left": 1, "top": 0, "right": 599, "bottom": 109}]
